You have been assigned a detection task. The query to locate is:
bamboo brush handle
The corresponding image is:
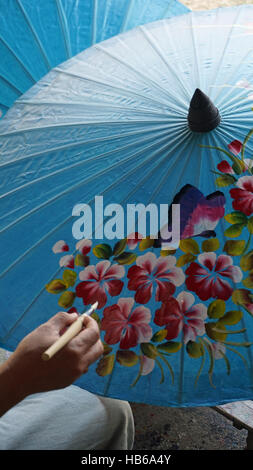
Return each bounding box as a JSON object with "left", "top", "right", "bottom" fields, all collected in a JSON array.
[
  {"left": 41, "top": 314, "right": 85, "bottom": 361},
  {"left": 41, "top": 302, "right": 98, "bottom": 361}
]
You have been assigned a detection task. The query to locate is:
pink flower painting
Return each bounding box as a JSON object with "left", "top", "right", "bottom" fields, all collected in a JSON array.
[
  {"left": 101, "top": 297, "right": 153, "bottom": 349},
  {"left": 127, "top": 252, "right": 185, "bottom": 304},
  {"left": 154, "top": 291, "right": 207, "bottom": 344},
  {"left": 76, "top": 260, "right": 125, "bottom": 309}
]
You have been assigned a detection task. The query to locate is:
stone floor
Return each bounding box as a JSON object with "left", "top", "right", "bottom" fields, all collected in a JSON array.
[{"left": 130, "top": 402, "right": 247, "bottom": 450}]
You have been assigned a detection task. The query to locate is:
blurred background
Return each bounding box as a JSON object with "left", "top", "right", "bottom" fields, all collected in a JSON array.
[{"left": 183, "top": 0, "right": 252, "bottom": 8}]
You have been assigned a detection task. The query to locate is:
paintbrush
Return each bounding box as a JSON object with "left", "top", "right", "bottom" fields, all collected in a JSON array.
[{"left": 41, "top": 301, "right": 98, "bottom": 361}]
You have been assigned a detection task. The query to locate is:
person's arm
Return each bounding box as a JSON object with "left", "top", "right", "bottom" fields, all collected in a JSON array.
[{"left": 0, "top": 311, "right": 104, "bottom": 417}]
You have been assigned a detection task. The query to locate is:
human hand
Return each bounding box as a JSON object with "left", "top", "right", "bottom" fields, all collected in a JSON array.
[{"left": 4, "top": 311, "right": 104, "bottom": 400}]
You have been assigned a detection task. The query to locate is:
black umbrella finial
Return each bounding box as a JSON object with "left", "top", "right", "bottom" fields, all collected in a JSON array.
[{"left": 188, "top": 88, "right": 221, "bottom": 132}]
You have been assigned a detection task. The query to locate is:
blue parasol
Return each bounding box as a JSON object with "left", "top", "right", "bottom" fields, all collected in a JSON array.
[
  {"left": 0, "top": 0, "right": 188, "bottom": 118},
  {"left": 1, "top": 5, "right": 253, "bottom": 407}
]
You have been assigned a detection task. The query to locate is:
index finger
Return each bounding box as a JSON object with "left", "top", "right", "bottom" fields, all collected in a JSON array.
[
  {"left": 82, "top": 314, "right": 99, "bottom": 330},
  {"left": 71, "top": 315, "right": 101, "bottom": 350}
]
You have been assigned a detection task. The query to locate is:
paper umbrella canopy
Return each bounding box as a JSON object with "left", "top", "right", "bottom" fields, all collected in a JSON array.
[
  {"left": 0, "top": 0, "right": 188, "bottom": 118},
  {"left": 1, "top": 5, "right": 253, "bottom": 407}
]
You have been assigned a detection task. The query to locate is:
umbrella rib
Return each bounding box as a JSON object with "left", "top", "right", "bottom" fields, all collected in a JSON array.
[
  {"left": 0, "top": 131, "right": 174, "bottom": 237},
  {"left": 151, "top": 132, "right": 197, "bottom": 205},
  {"left": 209, "top": 11, "right": 240, "bottom": 99},
  {"left": 210, "top": 47, "right": 253, "bottom": 110},
  {"left": 0, "top": 121, "right": 83, "bottom": 138},
  {"left": 16, "top": 0, "right": 51, "bottom": 71},
  {"left": 119, "top": 0, "right": 133, "bottom": 33},
  {"left": 217, "top": 85, "right": 253, "bottom": 116},
  {"left": 100, "top": 0, "right": 109, "bottom": 41},
  {"left": 91, "top": 0, "right": 98, "bottom": 45},
  {"left": 0, "top": 35, "right": 36, "bottom": 84},
  {"left": 163, "top": 19, "right": 195, "bottom": 99},
  {"left": 0, "top": 124, "right": 171, "bottom": 169},
  {"left": 118, "top": 130, "right": 192, "bottom": 207},
  {"left": 210, "top": 9, "right": 250, "bottom": 105},
  {"left": 222, "top": 109, "right": 253, "bottom": 121},
  {"left": 53, "top": 66, "right": 177, "bottom": 111},
  {"left": 0, "top": 74, "right": 24, "bottom": 97},
  {"left": 221, "top": 101, "right": 253, "bottom": 117},
  {"left": 163, "top": 0, "right": 177, "bottom": 16},
  {"left": 55, "top": 0, "right": 72, "bottom": 58},
  {"left": 0, "top": 119, "right": 171, "bottom": 138},
  {"left": 214, "top": 125, "right": 253, "bottom": 159},
  {"left": 218, "top": 88, "right": 253, "bottom": 116},
  {"left": 1, "top": 141, "right": 184, "bottom": 341},
  {"left": 219, "top": 84, "right": 253, "bottom": 116},
  {"left": 132, "top": 129, "right": 194, "bottom": 212},
  {"left": 139, "top": 26, "right": 191, "bottom": 105},
  {"left": 15, "top": 99, "right": 179, "bottom": 119},
  {"left": 189, "top": 12, "right": 201, "bottom": 90},
  {"left": 219, "top": 119, "right": 253, "bottom": 135},
  {"left": 0, "top": 104, "right": 8, "bottom": 114},
  {"left": 0, "top": 129, "right": 170, "bottom": 201},
  {"left": 94, "top": 43, "right": 185, "bottom": 108},
  {"left": 153, "top": 131, "right": 197, "bottom": 206},
  {"left": 219, "top": 120, "right": 253, "bottom": 136},
  {"left": 222, "top": 114, "right": 253, "bottom": 128}
]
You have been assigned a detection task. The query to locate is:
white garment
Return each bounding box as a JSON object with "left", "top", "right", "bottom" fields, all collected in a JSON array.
[{"left": 0, "top": 385, "right": 134, "bottom": 450}]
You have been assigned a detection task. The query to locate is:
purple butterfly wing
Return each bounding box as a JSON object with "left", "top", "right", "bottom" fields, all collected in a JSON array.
[
  {"left": 155, "top": 184, "right": 225, "bottom": 246},
  {"left": 181, "top": 187, "right": 225, "bottom": 238}
]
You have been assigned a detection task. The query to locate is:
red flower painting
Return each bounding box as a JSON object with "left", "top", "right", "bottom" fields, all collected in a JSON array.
[
  {"left": 185, "top": 253, "right": 242, "bottom": 301},
  {"left": 230, "top": 175, "right": 253, "bottom": 216}
]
